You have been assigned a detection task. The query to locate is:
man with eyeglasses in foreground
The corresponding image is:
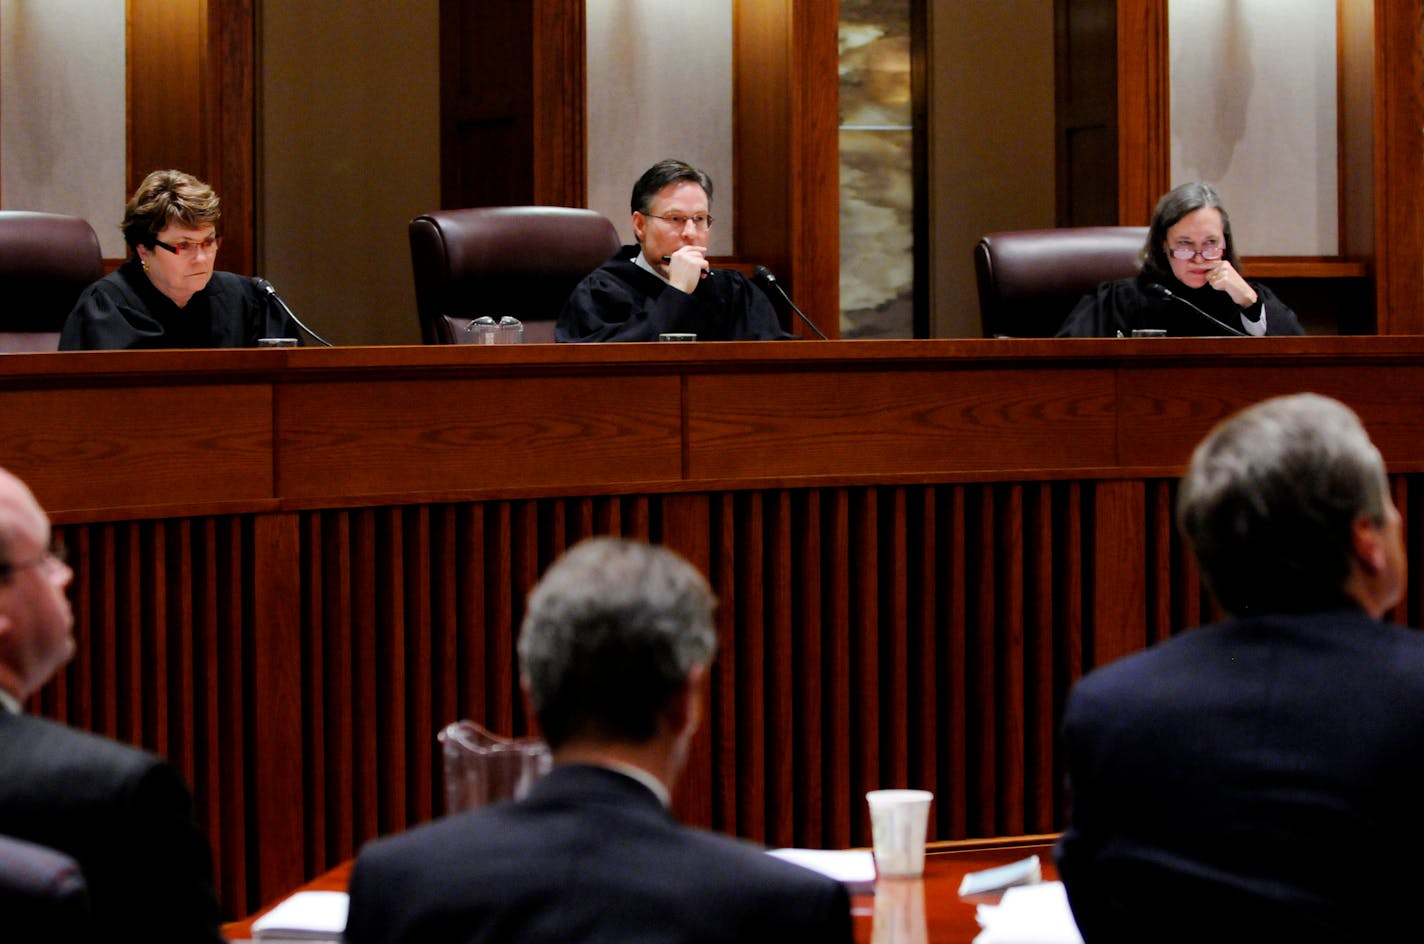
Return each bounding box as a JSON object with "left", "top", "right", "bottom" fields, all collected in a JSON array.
[
  {"left": 556, "top": 159, "right": 796, "bottom": 341},
  {"left": 1056, "top": 180, "right": 1305, "bottom": 337},
  {"left": 0, "top": 467, "right": 224, "bottom": 944},
  {"left": 60, "top": 168, "right": 300, "bottom": 350}
]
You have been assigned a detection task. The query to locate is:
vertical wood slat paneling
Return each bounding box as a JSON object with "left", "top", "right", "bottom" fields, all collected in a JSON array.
[{"left": 46, "top": 474, "right": 1424, "bottom": 913}]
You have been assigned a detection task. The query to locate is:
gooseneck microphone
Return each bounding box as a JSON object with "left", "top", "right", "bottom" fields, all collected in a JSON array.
[
  {"left": 253, "top": 278, "right": 335, "bottom": 347},
  {"left": 753, "top": 266, "right": 829, "bottom": 340},
  {"left": 1144, "top": 282, "right": 1246, "bottom": 337}
]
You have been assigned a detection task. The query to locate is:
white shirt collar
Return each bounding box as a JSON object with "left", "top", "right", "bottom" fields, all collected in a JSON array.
[
  {"left": 0, "top": 687, "right": 22, "bottom": 714},
  {"left": 591, "top": 759, "right": 672, "bottom": 808},
  {"left": 634, "top": 250, "right": 671, "bottom": 285}
]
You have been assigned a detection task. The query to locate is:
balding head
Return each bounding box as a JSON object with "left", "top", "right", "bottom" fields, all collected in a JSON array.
[{"left": 0, "top": 468, "right": 75, "bottom": 701}]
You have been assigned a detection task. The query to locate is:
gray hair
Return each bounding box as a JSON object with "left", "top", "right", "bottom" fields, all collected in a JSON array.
[
  {"left": 1176, "top": 393, "right": 1390, "bottom": 615},
  {"left": 517, "top": 537, "right": 718, "bottom": 749}
]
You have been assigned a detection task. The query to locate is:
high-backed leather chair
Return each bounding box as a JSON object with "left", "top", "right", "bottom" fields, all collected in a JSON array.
[
  {"left": 0, "top": 834, "right": 91, "bottom": 943},
  {"left": 0, "top": 211, "right": 105, "bottom": 352},
  {"left": 409, "top": 206, "right": 622, "bottom": 344},
  {"left": 973, "top": 226, "right": 1149, "bottom": 337}
]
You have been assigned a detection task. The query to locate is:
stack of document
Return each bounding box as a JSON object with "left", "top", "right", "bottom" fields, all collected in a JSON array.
[
  {"left": 973, "top": 882, "right": 1083, "bottom": 944},
  {"left": 250, "top": 890, "right": 349, "bottom": 943},
  {"left": 767, "top": 848, "right": 878, "bottom": 894}
]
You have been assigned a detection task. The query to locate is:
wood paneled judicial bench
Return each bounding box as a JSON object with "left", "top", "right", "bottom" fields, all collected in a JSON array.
[{"left": 6, "top": 338, "right": 1424, "bottom": 915}]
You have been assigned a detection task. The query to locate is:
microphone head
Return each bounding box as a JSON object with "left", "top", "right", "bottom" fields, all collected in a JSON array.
[
  {"left": 253, "top": 276, "right": 276, "bottom": 295},
  {"left": 1144, "top": 282, "right": 1173, "bottom": 300},
  {"left": 753, "top": 265, "right": 775, "bottom": 283}
]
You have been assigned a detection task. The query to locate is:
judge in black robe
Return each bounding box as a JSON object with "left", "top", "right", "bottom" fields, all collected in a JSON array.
[
  {"left": 556, "top": 158, "right": 795, "bottom": 343},
  {"left": 557, "top": 245, "right": 794, "bottom": 342},
  {"left": 1057, "top": 180, "right": 1305, "bottom": 338},
  {"left": 61, "top": 258, "right": 297, "bottom": 350},
  {"left": 58, "top": 168, "right": 300, "bottom": 351},
  {"left": 1058, "top": 272, "right": 1303, "bottom": 338}
]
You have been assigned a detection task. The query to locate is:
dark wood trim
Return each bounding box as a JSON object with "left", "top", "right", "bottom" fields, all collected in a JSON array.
[
  {"left": 531, "top": 0, "right": 586, "bottom": 206},
  {"left": 211, "top": 0, "right": 257, "bottom": 276},
  {"left": 733, "top": 1, "right": 841, "bottom": 339},
  {"left": 1114, "top": 0, "right": 1169, "bottom": 225},
  {"left": 1372, "top": 0, "right": 1424, "bottom": 334},
  {"left": 911, "top": 0, "right": 931, "bottom": 336}
]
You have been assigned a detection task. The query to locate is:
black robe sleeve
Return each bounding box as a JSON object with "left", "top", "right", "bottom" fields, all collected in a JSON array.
[
  {"left": 556, "top": 249, "right": 795, "bottom": 342},
  {"left": 60, "top": 262, "right": 300, "bottom": 350},
  {"left": 1057, "top": 275, "right": 1306, "bottom": 338}
]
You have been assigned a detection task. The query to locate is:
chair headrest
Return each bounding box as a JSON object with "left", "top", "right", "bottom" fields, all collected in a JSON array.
[
  {"left": 0, "top": 211, "right": 105, "bottom": 333},
  {"left": 974, "top": 226, "right": 1149, "bottom": 337},
  {"left": 408, "top": 206, "right": 622, "bottom": 344}
]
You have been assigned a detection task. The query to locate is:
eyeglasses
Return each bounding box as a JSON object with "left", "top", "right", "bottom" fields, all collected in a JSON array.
[
  {"left": 0, "top": 539, "right": 68, "bottom": 578},
  {"left": 154, "top": 235, "right": 222, "bottom": 257},
  {"left": 1166, "top": 244, "right": 1224, "bottom": 261},
  {"left": 643, "top": 213, "right": 714, "bottom": 231}
]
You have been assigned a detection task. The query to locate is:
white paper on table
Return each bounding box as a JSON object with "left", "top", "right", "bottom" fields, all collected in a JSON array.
[
  {"left": 958, "top": 854, "right": 1042, "bottom": 896},
  {"left": 972, "top": 881, "right": 1083, "bottom": 944},
  {"left": 250, "top": 890, "right": 350, "bottom": 941},
  {"left": 767, "top": 848, "right": 878, "bottom": 894}
]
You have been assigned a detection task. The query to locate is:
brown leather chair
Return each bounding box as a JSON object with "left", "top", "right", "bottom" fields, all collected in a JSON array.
[
  {"left": 408, "top": 206, "right": 622, "bottom": 344},
  {"left": 973, "top": 226, "right": 1149, "bottom": 337},
  {"left": 0, "top": 211, "right": 105, "bottom": 352}
]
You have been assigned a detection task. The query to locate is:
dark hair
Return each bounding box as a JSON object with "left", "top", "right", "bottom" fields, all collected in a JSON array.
[
  {"left": 121, "top": 169, "right": 220, "bottom": 251},
  {"left": 517, "top": 538, "right": 718, "bottom": 749},
  {"left": 1140, "top": 181, "right": 1241, "bottom": 281},
  {"left": 630, "top": 160, "right": 713, "bottom": 215},
  {"left": 1176, "top": 393, "right": 1389, "bottom": 615}
]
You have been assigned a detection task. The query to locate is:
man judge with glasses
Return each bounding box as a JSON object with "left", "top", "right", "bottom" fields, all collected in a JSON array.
[
  {"left": 556, "top": 159, "right": 795, "bottom": 342},
  {"left": 60, "top": 169, "right": 300, "bottom": 350},
  {"left": 1056, "top": 181, "right": 1305, "bottom": 338}
]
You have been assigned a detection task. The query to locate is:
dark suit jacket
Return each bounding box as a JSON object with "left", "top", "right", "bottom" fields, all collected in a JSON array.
[
  {"left": 0, "top": 833, "right": 91, "bottom": 943},
  {"left": 345, "top": 764, "right": 853, "bottom": 944},
  {"left": 1056, "top": 609, "right": 1424, "bottom": 942},
  {"left": 0, "top": 711, "right": 223, "bottom": 944}
]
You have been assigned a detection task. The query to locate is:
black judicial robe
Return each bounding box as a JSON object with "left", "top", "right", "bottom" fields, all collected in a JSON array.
[
  {"left": 1057, "top": 272, "right": 1305, "bottom": 338},
  {"left": 59, "top": 258, "right": 300, "bottom": 350},
  {"left": 556, "top": 246, "right": 796, "bottom": 342}
]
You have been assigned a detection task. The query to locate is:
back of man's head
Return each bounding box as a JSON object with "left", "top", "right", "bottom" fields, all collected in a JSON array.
[
  {"left": 517, "top": 538, "right": 717, "bottom": 750},
  {"left": 1176, "top": 393, "right": 1391, "bottom": 615}
]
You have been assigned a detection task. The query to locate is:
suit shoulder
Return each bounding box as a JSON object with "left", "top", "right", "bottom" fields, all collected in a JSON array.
[{"left": 0, "top": 714, "right": 162, "bottom": 779}]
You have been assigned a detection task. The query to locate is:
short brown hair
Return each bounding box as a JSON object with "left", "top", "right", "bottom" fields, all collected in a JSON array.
[{"left": 121, "top": 169, "right": 220, "bottom": 251}]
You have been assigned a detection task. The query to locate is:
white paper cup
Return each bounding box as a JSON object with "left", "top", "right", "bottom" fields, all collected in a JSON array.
[{"left": 866, "top": 789, "right": 934, "bottom": 878}]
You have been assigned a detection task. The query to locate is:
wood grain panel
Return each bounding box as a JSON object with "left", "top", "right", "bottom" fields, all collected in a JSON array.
[
  {"left": 686, "top": 368, "right": 1117, "bottom": 479},
  {"left": 1373, "top": 0, "right": 1424, "bottom": 334},
  {"left": 0, "top": 385, "right": 273, "bottom": 514},
  {"left": 275, "top": 375, "right": 683, "bottom": 499},
  {"left": 1114, "top": 0, "right": 1169, "bottom": 224},
  {"left": 1118, "top": 365, "right": 1424, "bottom": 470}
]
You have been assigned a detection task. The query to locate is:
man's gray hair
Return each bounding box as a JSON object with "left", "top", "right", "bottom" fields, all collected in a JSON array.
[
  {"left": 518, "top": 537, "right": 718, "bottom": 749},
  {"left": 1176, "top": 393, "right": 1390, "bottom": 615}
]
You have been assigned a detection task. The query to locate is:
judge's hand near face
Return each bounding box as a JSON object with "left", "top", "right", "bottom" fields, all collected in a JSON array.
[
  {"left": 1165, "top": 205, "right": 1259, "bottom": 309},
  {"left": 632, "top": 179, "right": 713, "bottom": 294},
  {"left": 555, "top": 159, "right": 794, "bottom": 342},
  {"left": 1057, "top": 181, "right": 1303, "bottom": 338}
]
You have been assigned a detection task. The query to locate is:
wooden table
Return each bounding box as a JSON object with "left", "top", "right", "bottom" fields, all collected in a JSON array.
[{"left": 222, "top": 834, "right": 1060, "bottom": 942}]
